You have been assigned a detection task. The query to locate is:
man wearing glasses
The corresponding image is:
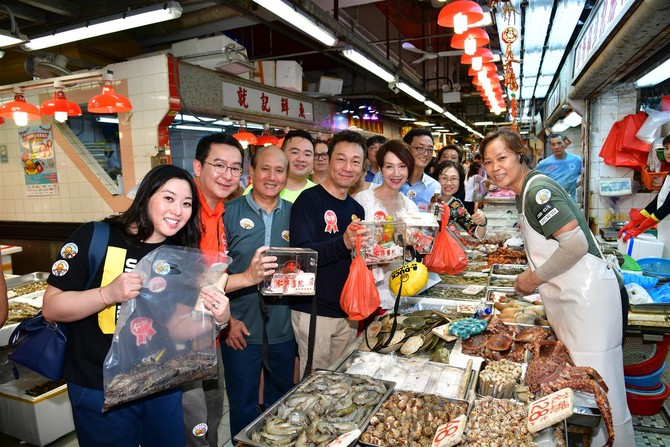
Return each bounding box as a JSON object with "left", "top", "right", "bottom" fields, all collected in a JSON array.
[
  {"left": 311, "top": 139, "right": 329, "bottom": 184},
  {"left": 184, "top": 132, "right": 245, "bottom": 447},
  {"left": 371, "top": 128, "right": 441, "bottom": 212}
]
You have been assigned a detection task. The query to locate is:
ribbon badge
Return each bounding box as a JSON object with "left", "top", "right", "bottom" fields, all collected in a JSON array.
[
  {"left": 324, "top": 210, "right": 338, "bottom": 233},
  {"left": 130, "top": 317, "right": 157, "bottom": 346}
]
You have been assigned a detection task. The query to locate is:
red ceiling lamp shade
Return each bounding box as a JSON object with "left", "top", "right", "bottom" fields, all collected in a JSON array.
[
  {"left": 468, "top": 62, "right": 498, "bottom": 77},
  {"left": 233, "top": 120, "right": 257, "bottom": 148},
  {"left": 451, "top": 28, "right": 489, "bottom": 55},
  {"left": 0, "top": 89, "right": 41, "bottom": 126},
  {"left": 438, "top": 1, "right": 485, "bottom": 34},
  {"left": 88, "top": 71, "right": 132, "bottom": 114},
  {"left": 256, "top": 124, "right": 279, "bottom": 146},
  {"left": 461, "top": 47, "right": 494, "bottom": 71},
  {"left": 41, "top": 81, "right": 82, "bottom": 123}
]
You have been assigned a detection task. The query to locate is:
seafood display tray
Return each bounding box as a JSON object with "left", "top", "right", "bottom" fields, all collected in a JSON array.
[
  {"left": 487, "top": 274, "right": 517, "bottom": 289},
  {"left": 567, "top": 391, "right": 602, "bottom": 428},
  {"left": 630, "top": 303, "right": 670, "bottom": 314},
  {"left": 491, "top": 263, "right": 528, "bottom": 275},
  {"left": 336, "top": 350, "right": 474, "bottom": 400},
  {"left": 234, "top": 371, "right": 395, "bottom": 447},
  {"left": 6, "top": 272, "right": 50, "bottom": 289},
  {"left": 399, "top": 296, "right": 493, "bottom": 315}
]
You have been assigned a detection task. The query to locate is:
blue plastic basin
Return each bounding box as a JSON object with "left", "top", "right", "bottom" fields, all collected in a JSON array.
[{"left": 625, "top": 361, "right": 666, "bottom": 388}]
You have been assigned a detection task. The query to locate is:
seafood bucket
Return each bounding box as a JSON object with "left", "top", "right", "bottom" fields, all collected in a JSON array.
[{"left": 234, "top": 370, "right": 394, "bottom": 447}]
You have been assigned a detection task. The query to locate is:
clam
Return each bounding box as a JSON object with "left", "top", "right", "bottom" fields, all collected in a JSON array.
[
  {"left": 366, "top": 321, "right": 383, "bottom": 338},
  {"left": 402, "top": 316, "right": 426, "bottom": 330},
  {"left": 358, "top": 336, "right": 378, "bottom": 352},
  {"left": 400, "top": 335, "right": 425, "bottom": 355}
]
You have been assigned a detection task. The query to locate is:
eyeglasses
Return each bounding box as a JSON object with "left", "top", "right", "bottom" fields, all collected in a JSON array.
[
  {"left": 314, "top": 153, "right": 329, "bottom": 160},
  {"left": 203, "top": 161, "right": 244, "bottom": 177},
  {"left": 439, "top": 176, "right": 460, "bottom": 184},
  {"left": 412, "top": 146, "right": 434, "bottom": 155}
]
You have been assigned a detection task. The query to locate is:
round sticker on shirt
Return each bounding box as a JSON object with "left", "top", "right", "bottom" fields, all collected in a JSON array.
[
  {"left": 240, "top": 218, "right": 254, "bottom": 229},
  {"left": 417, "top": 203, "right": 428, "bottom": 212},
  {"left": 148, "top": 277, "right": 166, "bottom": 293},
  {"left": 407, "top": 190, "right": 417, "bottom": 199},
  {"left": 324, "top": 210, "right": 338, "bottom": 233},
  {"left": 52, "top": 260, "right": 69, "bottom": 276},
  {"left": 281, "top": 230, "right": 290, "bottom": 242},
  {"left": 153, "top": 260, "right": 170, "bottom": 275},
  {"left": 535, "top": 189, "right": 551, "bottom": 204},
  {"left": 373, "top": 210, "right": 387, "bottom": 221},
  {"left": 192, "top": 423, "right": 208, "bottom": 437},
  {"left": 60, "top": 243, "right": 78, "bottom": 259}
]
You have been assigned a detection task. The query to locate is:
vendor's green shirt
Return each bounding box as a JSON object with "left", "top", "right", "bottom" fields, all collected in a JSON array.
[
  {"left": 515, "top": 171, "right": 600, "bottom": 257},
  {"left": 223, "top": 194, "right": 294, "bottom": 345},
  {"left": 243, "top": 179, "right": 315, "bottom": 203}
]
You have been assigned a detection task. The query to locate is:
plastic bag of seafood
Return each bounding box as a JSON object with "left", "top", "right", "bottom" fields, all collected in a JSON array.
[
  {"left": 102, "top": 246, "right": 227, "bottom": 410},
  {"left": 236, "top": 371, "right": 394, "bottom": 447}
]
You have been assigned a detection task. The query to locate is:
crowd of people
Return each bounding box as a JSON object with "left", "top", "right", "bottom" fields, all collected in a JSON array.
[{"left": 3, "top": 126, "right": 635, "bottom": 446}]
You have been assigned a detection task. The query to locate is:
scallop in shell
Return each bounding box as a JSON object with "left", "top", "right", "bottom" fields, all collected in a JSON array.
[{"left": 400, "top": 335, "right": 425, "bottom": 355}]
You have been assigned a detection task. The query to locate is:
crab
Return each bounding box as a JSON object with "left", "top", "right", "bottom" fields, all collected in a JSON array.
[
  {"left": 524, "top": 340, "right": 614, "bottom": 447},
  {"left": 461, "top": 320, "right": 554, "bottom": 363}
]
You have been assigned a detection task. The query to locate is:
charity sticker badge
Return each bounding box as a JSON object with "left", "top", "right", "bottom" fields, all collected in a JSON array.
[
  {"left": 60, "top": 243, "right": 78, "bottom": 259},
  {"left": 281, "top": 230, "right": 290, "bottom": 242},
  {"left": 52, "top": 260, "right": 69, "bottom": 276},
  {"left": 324, "top": 210, "right": 338, "bottom": 233},
  {"left": 130, "top": 317, "right": 157, "bottom": 345},
  {"left": 535, "top": 188, "right": 551, "bottom": 204},
  {"left": 240, "top": 218, "right": 254, "bottom": 229},
  {"left": 192, "top": 423, "right": 208, "bottom": 437},
  {"left": 407, "top": 190, "right": 417, "bottom": 199},
  {"left": 373, "top": 210, "right": 387, "bottom": 221},
  {"left": 153, "top": 260, "right": 170, "bottom": 275},
  {"left": 148, "top": 277, "right": 167, "bottom": 293}
]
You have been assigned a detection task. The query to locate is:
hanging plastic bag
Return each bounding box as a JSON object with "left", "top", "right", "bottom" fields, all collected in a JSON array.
[
  {"left": 103, "top": 246, "right": 226, "bottom": 410},
  {"left": 422, "top": 216, "right": 468, "bottom": 275},
  {"left": 340, "top": 234, "right": 380, "bottom": 320},
  {"left": 636, "top": 108, "right": 670, "bottom": 144}
]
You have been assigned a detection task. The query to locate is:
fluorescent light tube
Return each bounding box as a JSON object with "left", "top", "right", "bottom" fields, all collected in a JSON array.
[
  {"left": 0, "top": 29, "right": 27, "bottom": 48},
  {"left": 342, "top": 49, "right": 395, "bottom": 83},
  {"left": 173, "top": 124, "right": 227, "bottom": 132},
  {"left": 252, "top": 0, "right": 337, "bottom": 47},
  {"left": 96, "top": 116, "right": 119, "bottom": 124},
  {"left": 635, "top": 58, "right": 670, "bottom": 88},
  {"left": 397, "top": 82, "right": 425, "bottom": 102},
  {"left": 424, "top": 100, "right": 444, "bottom": 114},
  {"left": 24, "top": 2, "right": 182, "bottom": 51}
]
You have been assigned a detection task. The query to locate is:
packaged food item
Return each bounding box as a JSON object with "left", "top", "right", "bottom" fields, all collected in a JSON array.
[
  {"left": 260, "top": 247, "right": 318, "bottom": 295},
  {"left": 357, "top": 218, "right": 406, "bottom": 264},
  {"left": 398, "top": 211, "right": 439, "bottom": 254}
]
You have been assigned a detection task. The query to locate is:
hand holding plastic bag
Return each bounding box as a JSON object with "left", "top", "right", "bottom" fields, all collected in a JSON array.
[
  {"left": 103, "top": 246, "right": 227, "bottom": 410},
  {"left": 422, "top": 217, "right": 467, "bottom": 275},
  {"left": 340, "top": 233, "right": 380, "bottom": 320}
]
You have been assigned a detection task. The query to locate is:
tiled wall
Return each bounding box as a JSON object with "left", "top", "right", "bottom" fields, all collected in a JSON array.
[
  {"left": 0, "top": 55, "right": 170, "bottom": 223},
  {"left": 588, "top": 83, "right": 656, "bottom": 230}
]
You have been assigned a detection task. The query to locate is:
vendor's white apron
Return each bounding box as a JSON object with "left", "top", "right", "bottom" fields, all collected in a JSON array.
[
  {"left": 520, "top": 176, "right": 634, "bottom": 447},
  {"left": 658, "top": 175, "right": 670, "bottom": 259}
]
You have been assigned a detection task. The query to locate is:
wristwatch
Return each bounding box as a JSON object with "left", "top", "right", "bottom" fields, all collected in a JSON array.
[{"left": 215, "top": 321, "right": 229, "bottom": 331}]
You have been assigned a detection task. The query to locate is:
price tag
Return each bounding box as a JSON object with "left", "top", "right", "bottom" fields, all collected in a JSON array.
[
  {"left": 527, "top": 388, "right": 574, "bottom": 433},
  {"left": 462, "top": 285, "right": 486, "bottom": 295},
  {"left": 431, "top": 414, "right": 466, "bottom": 447},
  {"left": 456, "top": 304, "right": 476, "bottom": 314},
  {"left": 326, "top": 429, "right": 361, "bottom": 447}
]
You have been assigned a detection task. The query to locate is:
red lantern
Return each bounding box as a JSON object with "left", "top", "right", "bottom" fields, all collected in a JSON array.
[
  {"left": 450, "top": 28, "right": 489, "bottom": 55},
  {"left": 437, "top": 1, "right": 485, "bottom": 34},
  {"left": 461, "top": 48, "right": 494, "bottom": 71}
]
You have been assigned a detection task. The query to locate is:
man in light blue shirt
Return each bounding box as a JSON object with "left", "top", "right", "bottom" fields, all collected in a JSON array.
[
  {"left": 535, "top": 133, "right": 582, "bottom": 201},
  {"left": 371, "top": 128, "right": 440, "bottom": 212}
]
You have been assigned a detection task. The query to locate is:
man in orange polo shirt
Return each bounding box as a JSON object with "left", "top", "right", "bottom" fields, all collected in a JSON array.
[{"left": 183, "top": 133, "right": 244, "bottom": 447}]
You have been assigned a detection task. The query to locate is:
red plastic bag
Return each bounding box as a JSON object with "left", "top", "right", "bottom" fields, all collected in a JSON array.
[
  {"left": 422, "top": 217, "right": 467, "bottom": 275},
  {"left": 340, "top": 235, "right": 380, "bottom": 320}
]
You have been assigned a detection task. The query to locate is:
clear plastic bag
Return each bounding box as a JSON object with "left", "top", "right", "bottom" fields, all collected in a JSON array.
[{"left": 103, "top": 246, "right": 227, "bottom": 410}]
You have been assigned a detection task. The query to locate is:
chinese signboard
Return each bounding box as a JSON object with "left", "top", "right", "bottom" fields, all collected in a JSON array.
[
  {"left": 573, "top": 0, "right": 635, "bottom": 78},
  {"left": 349, "top": 117, "right": 384, "bottom": 134},
  {"left": 222, "top": 81, "right": 314, "bottom": 122},
  {"left": 18, "top": 125, "right": 59, "bottom": 196}
]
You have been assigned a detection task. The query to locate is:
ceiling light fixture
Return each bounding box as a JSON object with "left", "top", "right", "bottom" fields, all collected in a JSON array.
[
  {"left": 424, "top": 100, "right": 444, "bottom": 114},
  {"left": 40, "top": 81, "right": 82, "bottom": 123},
  {"left": 397, "top": 82, "right": 426, "bottom": 102},
  {"left": 437, "top": 1, "right": 485, "bottom": 34},
  {"left": 0, "top": 5, "right": 28, "bottom": 48},
  {"left": 96, "top": 116, "right": 119, "bottom": 124},
  {"left": 88, "top": 71, "right": 132, "bottom": 114},
  {"left": 634, "top": 58, "right": 670, "bottom": 88},
  {"left": 256, "top": 123, "right": 279, "bottom": 146},
  {"left": 341, "top": 48, "right": 395, "bottom": 83},
  {"left": 0, "top": 89, "right": 41, "bottom": 126},
  {"left": 233, "top": 120, "right": 258, "bottom": 148},
  {"left": 450, "top": 28, "right": 489, "bottom": 56},
  {"left": 461, "top": 47, "right": 494, "bottom": 71},
  {"left": 23, "top": 2, "right": 183, "bottom": 51},
  {"left": 252, "top": 0, "right": 337, "bottom": 47}
]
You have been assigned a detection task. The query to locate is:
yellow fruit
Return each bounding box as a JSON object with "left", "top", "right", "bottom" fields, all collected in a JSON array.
[{"left": 389, "top": 261, "right": 428, "bottom": 296}]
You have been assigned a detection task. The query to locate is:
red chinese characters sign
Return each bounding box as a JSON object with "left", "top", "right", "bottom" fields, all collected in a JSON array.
[
  {"left": 527, "top": 388, "right": 574, "bottom": 433},
  {"left": 222, "top": 81, "right": 314, "bottom": 122}
]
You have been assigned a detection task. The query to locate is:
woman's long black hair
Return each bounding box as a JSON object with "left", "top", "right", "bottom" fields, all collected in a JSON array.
[{"left": 105, "top": 165, "right": 201, "bottom": 248}]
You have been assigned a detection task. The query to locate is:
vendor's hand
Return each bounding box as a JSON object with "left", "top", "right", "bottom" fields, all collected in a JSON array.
[
  {"left": 618, "top": 210, "right": 647, "bottom": 238},
  {"left": 243, "top": 246, "right": 278, "bottom": 286},
  {"left": 343, "top": 222, "right": 369, "bottom": 250},
  {"left": 471, "top": 209, "right": 487, "bottom": 226},
  {"left": 224, "top": 317, "right": 250, "bottom": 350},
  {"left": 103, "top": 272, "right": 142, "bottom": 303},
  {"left": 514, "top": 269, "right": 543, "bottom": 295},
  {"left": 199, "top": 287, "right": 230, "bottom": 326},
  {"left": 622, "top": 216, "right": 659, "bottom": 242}
]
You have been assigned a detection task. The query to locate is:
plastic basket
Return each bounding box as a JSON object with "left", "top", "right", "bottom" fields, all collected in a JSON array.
[
  {"left": 637, "top": 258, "right": 670, "bottom": 278},
  {"left": 640, "top": 166, "right": 669, "bottom": 191},
  {"left": 623, "top": 336, "right": 669, "bottom": 376}
]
